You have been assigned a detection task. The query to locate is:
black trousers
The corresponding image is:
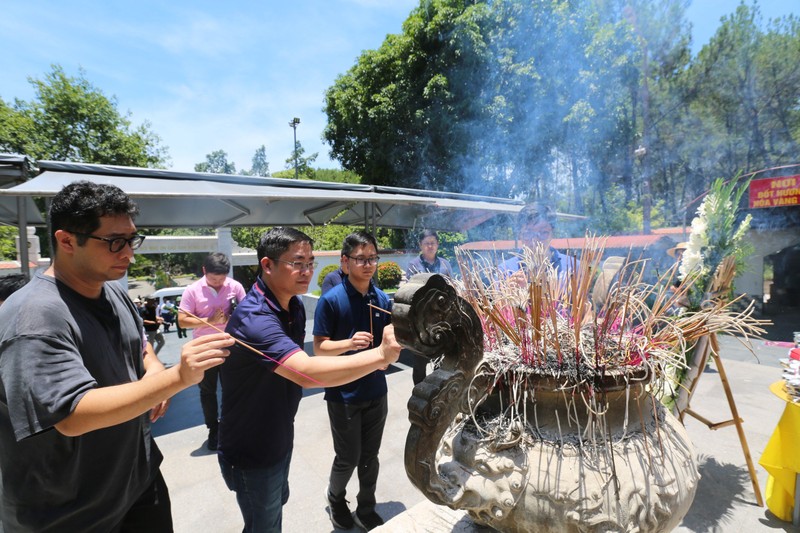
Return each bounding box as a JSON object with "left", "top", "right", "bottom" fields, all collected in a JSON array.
[
  {"left": 112, "top": 470, "right": 173, "bottom": 533},
  {"left": 326, "top": 395, "right": 388, "bottom": 513},
  {"left": 198, "top": 366, "right": 220, "bottom": 430}
]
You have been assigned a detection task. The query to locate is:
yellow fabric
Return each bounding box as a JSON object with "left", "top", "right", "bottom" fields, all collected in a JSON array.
[{"left": 759, "top": 381, "right": 800, "bottom": 522}]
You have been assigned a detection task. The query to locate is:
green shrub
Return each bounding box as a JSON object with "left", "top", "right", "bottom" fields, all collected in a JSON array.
[
  {"left": 317, "top": 264, "right": 339, "bottom": 287},
  {"left": 153, "top": 270, "right": 175, "bottom": 290},
  {"left": 376, "top": 261, "right": 402, "bottom": 290}
]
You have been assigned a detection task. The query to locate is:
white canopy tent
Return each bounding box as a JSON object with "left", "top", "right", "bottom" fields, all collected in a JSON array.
[{"left": 0, "top": 158, "right": 525, "bottom": 276}]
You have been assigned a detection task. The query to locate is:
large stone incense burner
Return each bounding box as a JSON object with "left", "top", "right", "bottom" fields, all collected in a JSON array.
[{"left": 393, "top": 273, "right": 699, "bottom": 533}]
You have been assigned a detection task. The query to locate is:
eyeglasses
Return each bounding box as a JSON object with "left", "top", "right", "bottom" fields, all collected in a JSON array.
[
  {"left": 273, "top": 259, "right": 318, "bottom": 272},
  {"left": 346, "top": 255, "right": 380, "bottom": 266},
  {"left": 69, "top": 231, "right": 146, "bottom": 253}
]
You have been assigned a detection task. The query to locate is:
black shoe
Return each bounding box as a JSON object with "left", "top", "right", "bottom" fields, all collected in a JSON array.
[
  {"left": 207, "top": 427, "right": 218, "bottom": 451},
  {"left": 354, "top": 509, "right": 384, "bottom": 531},
  {"left": 325, "top": 491, "right": 354, "bottom": 529}
]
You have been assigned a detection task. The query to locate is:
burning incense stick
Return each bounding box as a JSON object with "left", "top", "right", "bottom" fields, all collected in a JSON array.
[
  {"left": 368, "top": 303, "right": 392, "bottom": 315},
  {"left": 367, "top": 302, "right": 392, "bottom": 348},
  {"left": 179, "top": 309, "right": 324, "bottom": 386}
]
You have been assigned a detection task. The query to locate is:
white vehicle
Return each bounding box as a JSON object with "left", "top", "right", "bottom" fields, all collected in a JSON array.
[{"left": 149, "top": 286, "right": 187, "bottom": 308}]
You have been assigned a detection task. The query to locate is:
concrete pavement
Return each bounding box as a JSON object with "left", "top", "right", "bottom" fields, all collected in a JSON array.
[{"left": 152, "top": 325, "right": 798, "bottom": 532}]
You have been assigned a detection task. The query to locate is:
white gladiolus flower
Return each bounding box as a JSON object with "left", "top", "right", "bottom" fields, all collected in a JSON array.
[{"left": 679, "top": 249, "right": 703, "bottom": 280}]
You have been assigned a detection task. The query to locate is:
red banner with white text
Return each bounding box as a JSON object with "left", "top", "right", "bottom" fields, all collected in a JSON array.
[{"left": 749, "top": 175, "right": 800, "bottom": 208}]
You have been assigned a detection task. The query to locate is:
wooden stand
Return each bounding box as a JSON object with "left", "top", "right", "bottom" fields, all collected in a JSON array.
[{"left": 679, "top": 332, "right": 764, "bottom": 507}]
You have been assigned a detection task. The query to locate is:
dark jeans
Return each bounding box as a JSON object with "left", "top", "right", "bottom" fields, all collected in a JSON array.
[
  {"left": 199, "top": 366, "right": 220, "bottom": 431},
  {"left": 111, "top": 470, "right": 173, "bottom": 533},
  {"left": 219, "top": 452, "right": 292, "bottom": 533},
  {"left": 326, "top": 395, "right": 388, "bottom": 513}
]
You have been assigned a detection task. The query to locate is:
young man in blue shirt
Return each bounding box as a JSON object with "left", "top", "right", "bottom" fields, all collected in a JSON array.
[
  {"left": 219, "top": 227, "right": 400, "bottom": 533},
  {"left": 313, "top": 231, "right": 392, "bottom": 531}
]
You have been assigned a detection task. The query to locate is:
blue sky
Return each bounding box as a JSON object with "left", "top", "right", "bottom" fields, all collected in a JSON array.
[{"left": 1, "top": 1, "right": 797, "bottom": 174}]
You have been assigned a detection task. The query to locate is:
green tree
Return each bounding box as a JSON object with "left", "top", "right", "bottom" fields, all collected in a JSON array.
[
  {"left": 249, "top": 145, "right": 270, "bottom": 176},
  {"left": 231, "top": 227, "right": 269, "bottom": 250},
  {"left": 314, "top": 168, "right": 361, "bottom": 184},
  {"left": 323, "top": 0, "right": 653, "bottom": 208},
  {"left": 0, "top": 65, "right": 168, "bottom": 166},
  {"left": 0, "top": 227, "right": 19, "bottom": 260},
  {"left": 240, "top": 145, "right": 270, "bottom": 176},
  {"left": 688, "top": 4, "right": 800, "bottom": 178},
  {"left": 195, "top": 149, "right": 237, "bottom": 174},
  {"left": 322, "top": 0, "right": 800, "bottom": 239},
  {"left": 285, "top": 141, "right": 318, "bottom": 179},
  {"left": 0, "top": 65, "right": 169, "bottom": 260}
]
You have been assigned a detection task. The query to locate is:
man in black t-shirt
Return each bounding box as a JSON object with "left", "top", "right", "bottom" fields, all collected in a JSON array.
[{"left": 0, "top": 181, "right": 233, "bottom": 532}]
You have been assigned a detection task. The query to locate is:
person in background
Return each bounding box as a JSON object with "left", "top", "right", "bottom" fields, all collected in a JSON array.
[
  {"left": 174, "top": 296, "right": 188, "bottom": 338},
  {"left": 321, "top": 255, "right": 349, "bottom": 295},
  {"left": 133, "top": 296, "right": 145, "bottom": 316},
  {"left": 178, "top": 252, "right": 246, "bottom": 451},
  {"left": 666, "top": 241, "right": 688, "bottom": 264},
  {"left": 665, "top": 241, "right": 690, "bottom": 312},
  {"left": 404, "top": 229, "right": 454, "bottom": 385},
  {"left": 405, "top": 229, "right": 454, "bottom": 279},
  {"left": 0, "top": 274, "right": 27, "bottom": 307},
  {"left": 141, "top": 296, "right": 165, "bottom": 354},
  {"left": 500, "top": 202, "right": 579, "bottom": 278},
  {"left": 0, "top": 180, "right": 232, "bottom": 531},
  {"left": 219, "top": 227, "right": 401, "bottom": 533},
  {"left": 160, "top": 298, "right": 176, "bottom": 332},
  {"left": 314, "top": 231, "right": 393, "bottom": 531}
]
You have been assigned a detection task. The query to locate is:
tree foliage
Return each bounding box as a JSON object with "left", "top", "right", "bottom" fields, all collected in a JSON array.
[
  {"left": 0, "top": 65, "right": 168, "bottom": 166},
  {"left": 323, "top": 0, "right": 643, "bottom": 203},
  {"left": 284, "top": 141, "right": 318, "bottom": 179},
  {"left": 324, "top": 0, "right": 800, "bottom": 235},
  {"left": 0, "top": 227, "right": 19, "bottom": 260},
  {"left": 243, "top": 145, "right": 270, "bottom": 176},
  {"left": 195, "top": 149, "right": 237, "bottom": 174},
  {"left": 0, "top": 65, "right": 170, "bottom": 260}
]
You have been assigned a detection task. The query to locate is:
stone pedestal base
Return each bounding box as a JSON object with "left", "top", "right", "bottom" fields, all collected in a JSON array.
[{"left": 375, "top": 500, "right": 477, "bottom": 532}]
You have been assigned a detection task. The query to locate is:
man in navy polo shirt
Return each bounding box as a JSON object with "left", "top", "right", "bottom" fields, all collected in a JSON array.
[
  {"left": 219, "top": 227, "right": 401, "bottom": 533},
  {"left": 313, "top": 230, "right": 392, "bottom": 531}
]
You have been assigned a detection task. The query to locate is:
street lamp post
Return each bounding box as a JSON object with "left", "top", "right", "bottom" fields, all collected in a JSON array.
[{"left": 289, "top": 117, "right": 300, "bottom": 179}]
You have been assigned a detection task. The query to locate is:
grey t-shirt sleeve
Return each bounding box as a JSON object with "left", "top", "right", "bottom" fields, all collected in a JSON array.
[{"left": 1, "top": 333, "right": 96, "bottom": 441}]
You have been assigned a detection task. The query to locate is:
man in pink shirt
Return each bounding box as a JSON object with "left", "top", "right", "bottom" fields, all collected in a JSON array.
[{"left": 178, "top": 252, "right": 246, "bottom": 450}]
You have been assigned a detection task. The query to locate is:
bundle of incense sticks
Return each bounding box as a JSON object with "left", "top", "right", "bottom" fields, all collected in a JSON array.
[
  {"left": 452, "top": 237, "right": 766, "bottom": 382},
  {"left": 179, "top": 309, "right": 323, "bottom": 386}
]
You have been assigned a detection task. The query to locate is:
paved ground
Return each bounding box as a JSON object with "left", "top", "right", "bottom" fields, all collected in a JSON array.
[{"left": 150, "top": 314, "right": 800, "bottom": 533}]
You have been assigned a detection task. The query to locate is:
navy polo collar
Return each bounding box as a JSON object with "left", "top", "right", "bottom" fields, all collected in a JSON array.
[
  {"left": 343, "top": 276, "right": 377, "bottom": 300},
  {"left": 254, "top": 276, "right": 301, "bottom": 314}
]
